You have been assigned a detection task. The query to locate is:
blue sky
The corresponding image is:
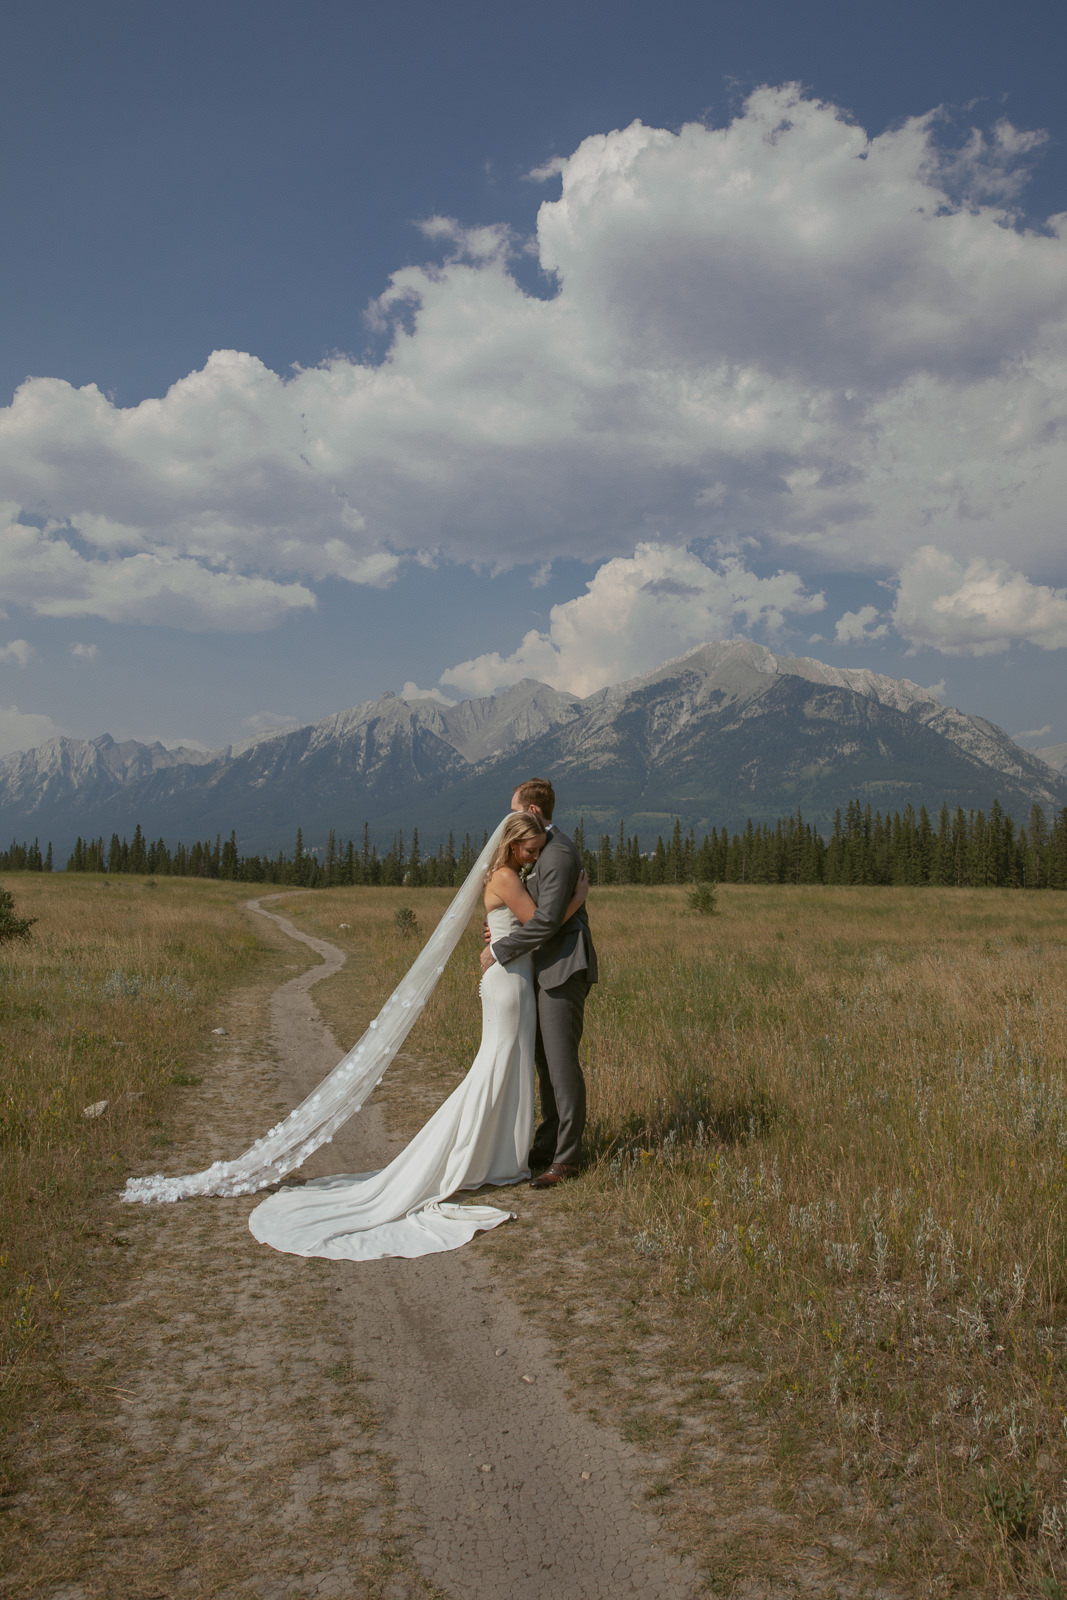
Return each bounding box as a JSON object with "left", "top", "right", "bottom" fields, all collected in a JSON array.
[{"left": 1, "top": 0, "right": 1065, "bottom": 757}]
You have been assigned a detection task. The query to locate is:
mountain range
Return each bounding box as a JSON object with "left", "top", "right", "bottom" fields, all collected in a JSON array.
[{"left": 2, "top": 640, "right": 1065, "bottom": 857}]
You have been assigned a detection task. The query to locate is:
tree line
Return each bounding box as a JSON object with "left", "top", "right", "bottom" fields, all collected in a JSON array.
[
  {"left": 58, "top": 824, "right": 489, "bottom": 887},
  {"left": 578, "top": 799, "right": 1067, "bottom": 889},
  {"left": 2, "top": 797, "right": 1067, "bottom": 890}
]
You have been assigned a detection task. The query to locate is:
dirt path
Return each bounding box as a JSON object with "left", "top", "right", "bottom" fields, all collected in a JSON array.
[
  {"left": 249, "top": 895, "right": 702, "bottom": 1599},
  {"left": 7, "top": 898, "right": 702, "bottom": 1600}
]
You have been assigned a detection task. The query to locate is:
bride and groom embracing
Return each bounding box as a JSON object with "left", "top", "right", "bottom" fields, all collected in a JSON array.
[
  {"left": 481, "top": 778, "right": 598, "bottom": 1190},
  {"left": 124, "top": 776, "right": 597, "bottom": 1263}
]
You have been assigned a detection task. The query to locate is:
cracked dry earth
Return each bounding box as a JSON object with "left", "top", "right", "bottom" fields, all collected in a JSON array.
[{"left": 6, "top": 898, "right": 702, "bottom": 1600}]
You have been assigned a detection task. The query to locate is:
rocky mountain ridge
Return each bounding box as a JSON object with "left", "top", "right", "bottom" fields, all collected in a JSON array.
[
  {"left": 1, "top": 640, "right": 1064, "bottom": 854},
  {"left": 1035, "top": 741, "right": 1067, "bottom": 776}
]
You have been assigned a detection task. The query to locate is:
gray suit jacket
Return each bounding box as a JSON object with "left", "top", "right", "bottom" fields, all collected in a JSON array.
[{"left": 491, "top": 826, "right": 598, "bottom": 990}]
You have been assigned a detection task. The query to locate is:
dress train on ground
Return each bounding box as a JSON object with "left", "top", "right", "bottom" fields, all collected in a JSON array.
[{"left": 248, "top": 908, "right": 535, "bottom": 1261}]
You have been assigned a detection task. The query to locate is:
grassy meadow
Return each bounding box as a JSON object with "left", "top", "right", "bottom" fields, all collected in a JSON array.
[
  {"left": 5, "top": 870, "right": 1067, "bottom": 1592},
  {"left": 0, "top": 873, "right": 262, "bottom": 1463},
  {"left": 287, "top": 880, "right": 1067, "bottom": 1595}
]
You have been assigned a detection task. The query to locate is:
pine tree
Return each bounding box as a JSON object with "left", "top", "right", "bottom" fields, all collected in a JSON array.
[
  {"left": 613, "top": 820, "right": 628, "bottom": 885},
  {"left": 1049, "top": 808, "right": 1067, "bottom": 890},
  {"left": 129, "top": 823, "right": 148, "bottom": 874},
  {"left": 1025, "top": 804, "right": 1048, "bottom": 888},
  {"left": 221, "top": 830, "right": 239, "bottom": 879},
  {"left": 381, "top": 834, "right": 402, "bottom": 886},
  {"left": 694, "top": 831, "right": 716, "bottom": 883},
  {"left": 934, "top": 803, "right": 953, "bottom": 886},
  {"left": 666, "top": 819, "right": 684, "bottom": 883},
  {"left": 406, "top": 828, "right": 422, "bottom": 886},
  {"left": 0, "top": 883, "right": 35, "bottom": 943}
]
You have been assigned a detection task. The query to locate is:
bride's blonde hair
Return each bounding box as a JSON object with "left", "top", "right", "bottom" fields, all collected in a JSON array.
[{"left": 485, "top": 811, "right": 547, "bottom": 878}]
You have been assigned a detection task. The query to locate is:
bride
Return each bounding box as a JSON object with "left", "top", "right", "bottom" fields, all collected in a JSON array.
[{"left": 237, "top": 811, "right": 586, "bottom": 1261}]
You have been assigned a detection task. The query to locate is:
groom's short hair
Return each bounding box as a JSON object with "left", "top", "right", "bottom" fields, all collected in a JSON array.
[{"left": 513, "top": 778, "right": 555, "bottom": 820}]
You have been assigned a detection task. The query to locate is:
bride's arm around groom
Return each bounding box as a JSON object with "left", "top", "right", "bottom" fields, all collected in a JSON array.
[{"left": 485, "top": 824, "right": 596, "bottom": 986}]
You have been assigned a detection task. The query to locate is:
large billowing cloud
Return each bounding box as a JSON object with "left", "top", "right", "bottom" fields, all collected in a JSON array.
[
  {"left": 0, "top": 85, "right": 1064, "bottom": 641},
  {"left": 0, "top": 504, "right": 316, "bottom": 630},
  {"left": 0, "top": 705, "right": 67, "bottom": 759},
  {"left": 892, "top": 546, "right": 1067, "bottom": 655},
  {"left": 441, "top": 542, "right": 824, "bottom": 696}
]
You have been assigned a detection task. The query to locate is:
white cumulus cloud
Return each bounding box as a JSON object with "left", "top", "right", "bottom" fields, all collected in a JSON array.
[
  {"left": 440, "top": 542, "right": 824, "bottom": 697},
  {"left": 0, "top": 87, "right": 1064, "bottom": 644},
  {"left": 400, "top": 682, "right": 458, "bottom": 705},
  {"left": 69, "top": 641, "right": 98, "bottom": 662},
  {"left": 835, "top": 605, "right": 889, "bottom": 645},
  {"left": 892, "top": 546, "right": 1067, "bottom": 655},
  {"left": 0, "top": 504, "right": 317, "bottom": 630},
  {"left": 0, "top": 705, "right": 67, "bottom": 758},
  {"left": 0, "top": 639, "right": 33, "bottom": 666}
]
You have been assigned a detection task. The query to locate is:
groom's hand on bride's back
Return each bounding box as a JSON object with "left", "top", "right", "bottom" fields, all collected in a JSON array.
[{"left": 483, "top": 918, "right": 491, "bottom": 945}]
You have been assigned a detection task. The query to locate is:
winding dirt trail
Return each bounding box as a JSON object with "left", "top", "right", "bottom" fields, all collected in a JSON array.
[
  {"left": 246, "top": 895, "right": 703, "bottom": 1599},
  {"left": 9, "top": 895, "right": 705, "bottom": 1600}
]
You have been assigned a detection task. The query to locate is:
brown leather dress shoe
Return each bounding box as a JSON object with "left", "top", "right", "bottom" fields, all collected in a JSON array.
[{"left": 529, "top": 1162, "right": 580, "bottom": 1189}]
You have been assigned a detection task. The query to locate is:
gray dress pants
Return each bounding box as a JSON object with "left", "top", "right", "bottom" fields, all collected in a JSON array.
[{"left": 530, "top": 970, "right": 590, "bottom": 1169}]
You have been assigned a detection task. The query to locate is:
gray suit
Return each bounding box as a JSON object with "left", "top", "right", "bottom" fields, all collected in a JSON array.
[{"left": 491, "top": 827, "right": 597, "bottom": 1168}]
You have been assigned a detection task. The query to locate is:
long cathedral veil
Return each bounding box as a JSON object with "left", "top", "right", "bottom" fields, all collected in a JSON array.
[{"left": 123, "top": 816, "right": 509, "bottom": 1204}]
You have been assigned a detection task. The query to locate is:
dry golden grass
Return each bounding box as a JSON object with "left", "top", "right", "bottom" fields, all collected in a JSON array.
[
  {"left": 8, "top": 873, "right": 1067, "bottom": 1595},
  {"left": 291, "top": 881, "right": 1067, "bottom": 1597},
  {"left": 2, "top": 878, "right": 453, "bottom": 1600},
  {"left": 0, "top": 872, "right": 260, "bottom": 1461}
]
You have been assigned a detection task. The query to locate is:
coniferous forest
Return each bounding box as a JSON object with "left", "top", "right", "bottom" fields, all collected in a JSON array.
[{"left": 3, "top": 798, "right": 1067, "bottom": 890}]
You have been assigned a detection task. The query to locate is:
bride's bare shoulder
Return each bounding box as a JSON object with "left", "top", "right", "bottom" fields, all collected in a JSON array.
[{"left": 483, "top": 864, "right": 520, "bottom": 908}]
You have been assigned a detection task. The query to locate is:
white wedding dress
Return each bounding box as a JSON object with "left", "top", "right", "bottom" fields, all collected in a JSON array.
[{"left": 247, "top": 907, "right": 536, "bottom": 1261}]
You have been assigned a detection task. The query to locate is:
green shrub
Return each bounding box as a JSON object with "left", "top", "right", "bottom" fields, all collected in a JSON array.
[
  {"left": 686, "top": 881, "right": 718, "bottom": 916},
  {"left": 0, "top": 884, "right": 35, "bottom": 944}
]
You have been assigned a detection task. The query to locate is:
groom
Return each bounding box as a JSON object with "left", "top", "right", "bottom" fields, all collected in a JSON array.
[{"left": 480, "top": 778, "right": 597, "bottom": 1188}]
